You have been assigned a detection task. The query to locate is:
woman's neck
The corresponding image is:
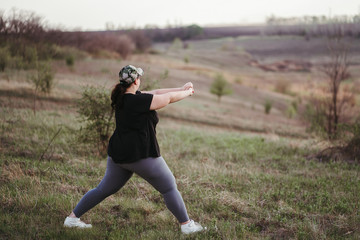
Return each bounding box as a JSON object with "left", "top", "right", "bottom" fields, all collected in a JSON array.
[{"left": 125, "top": 86, "right": 137, "bottom": 94}]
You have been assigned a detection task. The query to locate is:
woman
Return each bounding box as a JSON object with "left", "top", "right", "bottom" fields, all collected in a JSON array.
[{"left": 64, "top": 65, "right": 204, "bottom": 234}]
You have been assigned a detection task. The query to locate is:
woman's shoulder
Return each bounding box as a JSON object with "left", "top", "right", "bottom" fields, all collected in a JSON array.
[
  {"left": 136, "top": 90, "right": 153, "bottom": 96},
  {"left": 123, "top": 91, "right": 153, "bottom": 111}
]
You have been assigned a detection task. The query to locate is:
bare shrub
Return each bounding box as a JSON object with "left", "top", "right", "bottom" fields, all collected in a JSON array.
[
  {"left": 115, "top": 35, "right": 135, "bottom": 59},
  {"left": 77, "top": 86, "right": 114, "bottom": 156},
  {"left": 319, "top": 35, "right": 351, "bottom": 138},
  {"left": 80, "top": 34, "right": 135, "bottom": 59},
  {"left": 275, "top": 78, "right": 291, "bottom": 94},
  {"left": 2, "top": 9, "right": 45, "bottom": 42},
  {"left": 303, "top": 23, "right": 356, "bottom": 140},
  {"left": 129, "top": 30, "right": 152, "bottom": 52}
]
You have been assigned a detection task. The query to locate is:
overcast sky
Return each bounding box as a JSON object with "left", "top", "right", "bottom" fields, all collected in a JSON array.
[{"left": 1, "top": 0, "right": 359, "bottom": 30}]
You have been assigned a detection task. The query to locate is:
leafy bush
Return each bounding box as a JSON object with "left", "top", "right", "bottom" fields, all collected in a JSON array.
[
  {"left": 50, "top": 45, "right": 89, "bottom": 60},
  {"left": 77, "top": 86, "right": 114, "bottom": 156},
  {"left": 210, "top": 74, "right": 232, "bottom": 102},
  {"left": 30, "top": 61, "right": 55, "bottom": 94},
  {"left": 342, "top": 121, "right": 360, "bottom": 161},
  {"left": 0, "top": 47, "right": 10, "bottom": 71},
  {"left": 184, "top": 56, "right": 189, "bottom": 63},
  {"left": 28, "top": 61, "right": 55, "bottom": 114},
  {"left": 65, "top": 55, "right": 74, "bottom": 67},
  {"left": 286, "top": 104, "right": 297, "bottom": 118},
  {"left": 303, "top": 101, "right": 327, "bottom": 136},
  {"left": 23, "top": 46, "right": 39, "bottom": 69},
  {"left": 264, "top": 100, "right": 272, "bottom": 114},
  {"left": 310, "top": 120, "right": 360, "bottom": 163},
  {"left": 169, "top": 38, "right": 183, "bottom": 51}
]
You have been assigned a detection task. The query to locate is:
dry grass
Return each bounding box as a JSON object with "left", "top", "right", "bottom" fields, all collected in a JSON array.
[{"left": 1, "top": 36, "right": 360, "bottom": 239}]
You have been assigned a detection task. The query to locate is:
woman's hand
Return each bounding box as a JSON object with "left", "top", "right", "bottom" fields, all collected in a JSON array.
[
  {"left": 182, "top": 82, "right": 193, "bottom": 90},
  {"left": 188, "top": 87, "right": 194, "bottom": 96}
]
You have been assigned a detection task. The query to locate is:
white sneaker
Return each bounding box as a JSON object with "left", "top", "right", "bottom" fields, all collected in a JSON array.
[
  {"left": 64, "top": 217, "right": 92, "bottom": 228},
  {"left": 181, "top": 220, "right": 204, "bottom": 234}
]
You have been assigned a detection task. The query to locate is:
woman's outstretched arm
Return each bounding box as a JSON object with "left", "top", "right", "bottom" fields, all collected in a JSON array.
[
  {"left": 150, "top": 88, "right": 194, "bottom": 110},
  {"left": 143, "top": 82, "right": 193, "bottom": 95}
]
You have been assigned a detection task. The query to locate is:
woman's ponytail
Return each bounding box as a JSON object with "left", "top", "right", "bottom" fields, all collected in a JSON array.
[{"left": 111, "top": 83, "right": 127, "bottom": 109}]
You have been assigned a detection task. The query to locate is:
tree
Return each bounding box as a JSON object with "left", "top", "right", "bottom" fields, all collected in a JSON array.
[
  {"left": 305, "top": 24, "right": 355, "bottom": 139},
  {"left": 320, "top": 27, "right": 351, "bottom": 138},
  {"left": 210, "top": 74, "right": 232, "bottom": 102},
  {"left": 29, "top": 61, "right": 55, "bottom": 114}
]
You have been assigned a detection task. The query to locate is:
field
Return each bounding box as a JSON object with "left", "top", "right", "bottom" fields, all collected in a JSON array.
[{"left": 1, "top": 35, "right": 360, "bottom": 239}]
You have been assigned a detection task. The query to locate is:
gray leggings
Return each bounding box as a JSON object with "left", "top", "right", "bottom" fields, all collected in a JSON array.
[{"left": 73, "top": 156, "right": 189, "bottom": 223}]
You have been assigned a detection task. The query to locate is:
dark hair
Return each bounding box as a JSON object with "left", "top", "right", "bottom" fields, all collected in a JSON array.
[{"left": 111, "top": 82, "right": 130, "bottom": 109}]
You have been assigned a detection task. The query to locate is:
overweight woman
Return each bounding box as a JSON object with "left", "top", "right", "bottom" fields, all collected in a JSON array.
[{"left": 64, "top": 65, "right": 204, "bottom": 235}]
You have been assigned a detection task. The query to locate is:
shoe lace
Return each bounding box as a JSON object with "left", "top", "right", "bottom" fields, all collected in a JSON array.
[
  {"left": 188, "top": 220, "right": 195, "bottom": 227},
  {"left": 76, "top": 218, "right": 86, "bottom": 226}
]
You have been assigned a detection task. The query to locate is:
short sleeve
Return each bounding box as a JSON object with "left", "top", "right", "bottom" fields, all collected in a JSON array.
[{"left": 130, "top": 91, "right": 153, "bottom": 113}]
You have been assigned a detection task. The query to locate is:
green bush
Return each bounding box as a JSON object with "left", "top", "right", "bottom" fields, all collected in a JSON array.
[
  {"left": 184, "top": 56, "right": 189, "bottom": 63},
  {"left": 30, "top": 61, "right": 55, "bottom": 94},
  {"left": 50, "top": 45, "right": 89, "bottom": 60},
  {"left": 286, "top": 104, "right": 297, "bottom": 118},
  {"left": 77, "top": 86, "right": 114, "bottom": 156},
  {"left": 291, "top": 100, "right": 298, "bottom": 111},
  {"left": 169, "top": 37, "right": 183, "bottom": 51},
  {"left": 303, "top": 100, "right": 328, "bottom": 137},
  {"left": 23, "top": 46, "right": 38, "bottom": 69},
  {"left": 0, "top": 47, "right": 10, "bottom": 71},
  {"left": 264, "top": 100, "right": 272, "bottom": 114},
  {"left": 9, "top": 56, "right": 25, "bottom": 70},
  {"left": 28, "top": 61, "right": 55, "bottom": 114},
  {"left": 7, "top": 45, "right": 39, "bottom": 70},
  {"left": 65, "top": 55, "right": 75, "bottom": 67},
  {"left": 342, "top": 121, "right": 360, "bottom": 161},
  {"left": 210, "top": 73, "right": 233, "bottom": 102}
]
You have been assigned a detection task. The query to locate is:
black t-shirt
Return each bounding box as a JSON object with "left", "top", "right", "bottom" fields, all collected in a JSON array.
[{"left": 107, "top": 91, "right": 160, "bottom": 163}]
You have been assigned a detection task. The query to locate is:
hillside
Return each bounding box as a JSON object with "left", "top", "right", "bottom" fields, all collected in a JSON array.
[{"left": 1, "top": 36, "right": 360, "bottom": 239}]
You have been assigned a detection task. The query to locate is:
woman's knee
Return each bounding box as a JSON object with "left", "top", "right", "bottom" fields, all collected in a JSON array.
[
  {"left": 159, "top": 174, "right": 178, "bottom": 194},
  {"left": 95, "top": 185, "right": 120, "bottom": 197}
]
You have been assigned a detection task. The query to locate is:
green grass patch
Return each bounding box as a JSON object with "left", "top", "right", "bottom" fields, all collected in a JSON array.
[{"left": 0, "top": 108, "right": 359, "bottom": 239}]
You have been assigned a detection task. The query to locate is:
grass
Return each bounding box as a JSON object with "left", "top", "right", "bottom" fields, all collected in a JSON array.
[
  {"left": 1, "top": 107, "right": 359, "bottom": 239},
  {"left": 1, "top": 35, "right": 360, "bottom": 239}
]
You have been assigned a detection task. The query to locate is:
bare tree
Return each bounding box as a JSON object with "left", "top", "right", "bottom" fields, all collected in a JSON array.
[{"left": 320, "top": 25, "right": 352, "bottom": 138}]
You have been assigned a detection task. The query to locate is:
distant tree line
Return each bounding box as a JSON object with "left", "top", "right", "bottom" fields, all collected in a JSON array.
[
  {"left": 1, "top": 8, "right": 360, "bottom": 67},
  {"left": 0, "top": 9, "right": 152, "bottom": 63},
  {"left": 265, "top": 14, "right": 360, "bottom": 39},
  {"left": 266, "top": 14, "right": 360, "bottom": 25}
]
